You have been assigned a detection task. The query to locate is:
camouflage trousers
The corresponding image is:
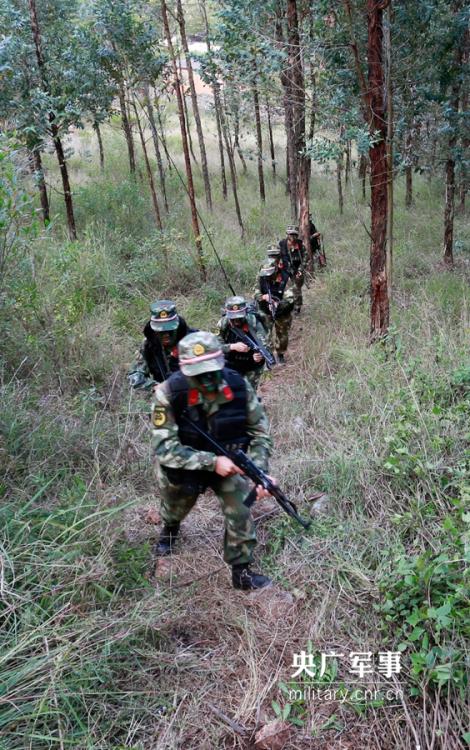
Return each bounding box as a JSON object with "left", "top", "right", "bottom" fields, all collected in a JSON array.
[
  {"left": 267, "top": 313, "right": 292, "bottom": 355},
  {"left": 245, "top": 367, "right": 264, "bottom": 392},
  {"left": 157, "top": 465, "right": 256, "bottom": 566},
  {"left": 292, "top": 275, "right": 304, "bottom": 312}
]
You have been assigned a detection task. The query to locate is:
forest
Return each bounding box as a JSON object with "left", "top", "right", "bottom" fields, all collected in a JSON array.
[{"left": 0, "top": 0, "right": 469, "bottom": 748}]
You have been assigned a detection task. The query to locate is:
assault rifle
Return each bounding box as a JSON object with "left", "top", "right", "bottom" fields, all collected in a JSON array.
[
  {"left": 229, "top": 325, "right": 276, "bottom": 369},
  {"left": 180, "top": 414, "right": 311, "bottom": 530},
  {"left": 267, "top": 287, "right": 280, "bottom": 321}
]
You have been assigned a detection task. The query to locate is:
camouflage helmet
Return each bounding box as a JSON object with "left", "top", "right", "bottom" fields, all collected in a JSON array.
[
  {"left": 150, "top": 299, "right": 179, "bottom": 332},
  {"left": 259, "top": 263, "right": 276, "bottom": 278},
  {"left": 225, "top": 295, "right": 248, "bottom": 319},
  {"left": 178, "top": 331, "right": 225, "bottom": 376},
  {"left": 286, "top": 224, "right": 299, "bottom": 235},
  {"left": 267, "top": 245, "right": 281, "bottom": 258}
]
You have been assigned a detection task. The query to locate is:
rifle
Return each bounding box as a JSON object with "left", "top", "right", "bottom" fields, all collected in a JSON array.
[
  {"left": 180, "top": 414, "right": 311, "bottom": 530},
  {"left": 267, "top": 287, "right": 279, "bottom": 321},
  {"left": 229, "top": 325, "right": 276, "bottom": 369}
]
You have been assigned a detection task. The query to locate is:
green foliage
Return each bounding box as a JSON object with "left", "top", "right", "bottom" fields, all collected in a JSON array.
[{"left": 378, "top": 487, "right": 469, "bottom": 695}]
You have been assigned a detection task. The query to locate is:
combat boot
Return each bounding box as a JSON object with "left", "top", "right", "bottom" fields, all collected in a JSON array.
[
  {"left": 232, "top": 563, "right": 272, "bottom": 590},
  {"left": 277, "top": 353, "right": 285, "bottom": 365},
  {"left": 154, "top": 523, "right": 180, "bottom": 556}
]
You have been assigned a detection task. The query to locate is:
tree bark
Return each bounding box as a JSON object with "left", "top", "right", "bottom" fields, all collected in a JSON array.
[
  {"left": 266, "top": 98, "right": 276, "bottom": 179},
  {"left": 51, "top": 126, "right": 77, "bottom": 240},
  {"left": 359, "top": 153, "right": 367, "bottom": 201},
  {"left": 28, "top": 0, "right": 76, "bottom": 239},
  {"left": 286, "top": 0, "right": 311, "bottom": 263},
  {"left": 161, "top": 0, "right": 206, "bottom": 279},
  {"left": 93, "top": 122, "right": 104, "bottom": 172},
  {"left": 178, "top": 56, "right": 198, "bottom": 164},
  {"left": 143, "top": 85, "right": 169, "bottom": 213},
  {"left": 252, "top": 82, "right": 266, "bottom": 202},
  {"left": 345, "top": 140, "right": 351, "bottom": 184},
  {"left": 132, "top": 99, "right": 163, "bottom": 231},
  {"left": 200, "top": 0, "right": 227, "bottom": 199},
  {"left": 367, "top": 0, "right": 390, "bottom": 340},
  {"left": 220, "top": 102, "right": 244, "bottom": 234},
  {"left": 31, "top": 147, "right": 50, "bottom": 224},
  {"left": 385, "top": 3, "right": 393, "bottom": 305},
  {"left": 176, "top": 0, "right": 212, "bottom": 210},
  {"left": 276, "top": 13, "right": 297, "bottom": 218},
  {"left": 337, "top": 154, "right": 344, "bottom": 215},
  {"left": 233, "top": 110, "right": 247, "bottom": 174},
  {"left": 118, "top": 83, "right": 136, "bottom": 175}
]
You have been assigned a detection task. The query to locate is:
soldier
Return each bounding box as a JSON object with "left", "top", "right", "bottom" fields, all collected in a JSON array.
[
  {"left": 151, "top": 331, "right": 274, "bottom": 590},
  {"left": 217, "top": 295, "right": 271, "bottom": 391},
  {"left": 254, "top": 258, "right": 294, "bottom": 364},
  {"left": 309, "top": 213, "right": 326, "bottom": 268},
  {"left": 278, "top": 225, "right": 307, "bottom": 315},
  {"left": 128, "top": 300, "right": 196, "bottom": 390}
]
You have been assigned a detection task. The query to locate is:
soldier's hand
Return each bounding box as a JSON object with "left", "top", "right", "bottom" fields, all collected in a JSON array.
[
  {"left": 256, "top": 476, "right": 278, "bottom": 500},
  {"left": 230, "top": 342, "right": 250, "bottom": 353},
  {"left": 261, "top": 294, "right": 270, "bottom": 302},
  {"left": 215, "top": 456, "right": 244, "bottom": 477},
  {"left": 253, "top": 352, "right": 264, "bottom": 363}
]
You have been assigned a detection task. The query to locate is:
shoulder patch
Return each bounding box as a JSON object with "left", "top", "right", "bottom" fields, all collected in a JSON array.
[{"left": 152, "top": 407, "right": 167, "bottom": 427}]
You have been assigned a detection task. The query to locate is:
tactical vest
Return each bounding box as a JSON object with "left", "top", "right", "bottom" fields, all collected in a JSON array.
[
  {"left": 221, "top": 319, "right": 264, "bottom": 375},
  {"left": 163, "top": 368, "right": 249, "bottom": 487},
  {"left": 258, "top": 273, "right": 290, "bottom": 319},
  {"left": 279, "top": 238, "right": 303, "bottom": 272}
]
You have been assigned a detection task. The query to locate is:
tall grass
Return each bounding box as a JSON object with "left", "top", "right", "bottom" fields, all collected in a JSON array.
[{"left": 1, "top": 115, "right": 469, "bottom": 748}]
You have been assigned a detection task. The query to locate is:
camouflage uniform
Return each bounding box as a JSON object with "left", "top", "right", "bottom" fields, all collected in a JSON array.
[
  {"left": 254, "top": 260, "right": 294, "bottom": 359},
  {"left": 151, "top": 332, "right": 272, "bottom": 566},
  {"left": 217, "top": 296, "right": 271, "bottom": 392},
  {"left": 279, "top": 225, "right": 307, "bottom": 314},
  {"left": 128, "top": 300, "right": 196, "bottom": 390}
]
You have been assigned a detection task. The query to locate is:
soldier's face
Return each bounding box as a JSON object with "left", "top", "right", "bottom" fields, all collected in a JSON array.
[
  {"left": 158, "top": 330, "right": 177, "bottom": 347},
  {"left": 194, "top": 370, "right": 222, "bottom": 394},
  {"left": 232, "top": 318, "right": 245, "bottom": 327}
]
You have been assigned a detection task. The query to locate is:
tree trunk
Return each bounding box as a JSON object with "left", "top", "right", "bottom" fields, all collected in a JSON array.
[
  {"left": 252, "top": 82, "right": 266, "bottom": 202},
  {"left": 178, "top": 56, "right": 198, "bottom": 165},
  {"left": 345, "top": 140, "right": 351, "bottom": 184},
  {"left": 220, "top": 102, "right": 244, "bottom": 234},
  {"left": 287, "top": 0, "right": 311, "bottom": 260},
  {"left": 93, "top": 122, "right": 104, "bottom": 172},
  {"left": 143, "top": 85, "right": 169, "bottom": 213},
  {"left": 28, "top": 0, "right": 76, "bottom": 239},
  {"left": 359, "top": 154, "right": 367, "bottom": 200},
  {"left": 337, "top": 155, "right": 344, "bottom": 215},
  {"left": 385, "top": 3, "right": 393, "bottom": 305},
  {"left": 266, "top": 98, "right": 276, "bottom": 179},
  {"left": 161, "top": 0, "right": 206, "bottom": 279},
  {"left": 233, "top": 109, "right": 247, "bottom": 174},
  {"left": 367, "top": 0, "right": 389, "bottom": 340},
  {"left": 276, "top": 14, "right": 297, "bottom": 218},
  {"left": 132, "top": 99, "right": 163, "bottom": 231},
  {"left": 176, "top": 0, "right": 212, "bottom": 210},
  {"left": 31, "top": 147, "right": 50, "bottom": 224},
  {"left": 200, "top": 0, "right": 227, "bottom": 199},
  {"left": 118, "top": 84, "right": 136, "bottom": 175},
  {"left": 51, "top": 126, "right": 77, "bottom": 240}
]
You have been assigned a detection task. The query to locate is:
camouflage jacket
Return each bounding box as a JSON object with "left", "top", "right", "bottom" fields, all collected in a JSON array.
[{"left": 151, "top": 372, "right": 272, "bottom": 472}]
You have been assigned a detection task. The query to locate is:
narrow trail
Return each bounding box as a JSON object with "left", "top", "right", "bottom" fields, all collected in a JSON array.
[{"left": 123, "top": 279, "right": 393, "bottom": 748}]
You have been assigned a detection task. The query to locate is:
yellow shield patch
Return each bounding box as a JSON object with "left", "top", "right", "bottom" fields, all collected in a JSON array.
[
  {"left": 152, "top": 408, "right": 167, "bottom": 427},
  {"left": 193, "top": 343, "right": 205, "bottom": 356}
]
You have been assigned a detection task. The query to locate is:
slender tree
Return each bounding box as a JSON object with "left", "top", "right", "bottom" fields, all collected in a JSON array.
[{"left": 160, "top": 0, "right": 206, "bottom": 279}]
